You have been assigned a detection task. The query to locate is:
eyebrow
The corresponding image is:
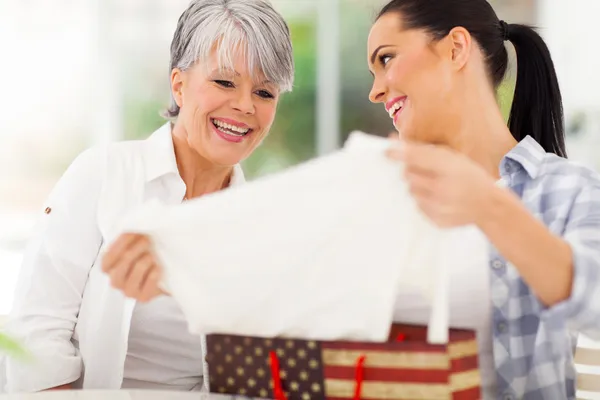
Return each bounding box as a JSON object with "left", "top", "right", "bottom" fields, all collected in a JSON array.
[
  {"left": 210, "top": 68, "right": 275, "bottom": 88},
  {"left": 369, "top": 44, "right": 394, "bottom": 65}
]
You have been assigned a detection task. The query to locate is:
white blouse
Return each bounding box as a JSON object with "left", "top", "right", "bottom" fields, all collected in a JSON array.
[
  {"left": 121, "top": 296, "right": 205, "bottom": 391},
  {"left": 2, "top": 122, "right": 245, "bottom": 392}
]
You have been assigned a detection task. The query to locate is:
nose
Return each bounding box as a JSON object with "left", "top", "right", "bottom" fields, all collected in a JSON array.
[
  {"left": 368, "top": 76, "right": 387, "bottom": 104},
  {"left": 232, "top": 91, "right": 255, "bottom": 115}
]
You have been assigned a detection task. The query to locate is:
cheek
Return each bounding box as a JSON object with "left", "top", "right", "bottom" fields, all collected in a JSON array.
[
  {"left": 185, "top": 83, "right": 224, "bottom": 116},
  {"left": 385, "top": 62, "right": 409, "bottom": 92},
  {"left": 388, "top": 50, "right": 447, "bottom": 104},
  {"left": 256, "top": 102, "right": 278, "bottom": 132}
]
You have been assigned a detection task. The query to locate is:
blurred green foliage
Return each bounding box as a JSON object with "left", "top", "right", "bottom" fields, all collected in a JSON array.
[
  {"left": 498, "top": 78, "right": 516, "bottom": 121},
  {"left": 0, "top": 332, "right": 30, "bottom": 361},
  {"left": 340, "top": 1, "right": 392, "bottom": 141},
  {"left": 123, "top": 97, "right": 167, "bottom": 143},
  {"left": 242, "top": 16, "right": 318, "bottom": 178}
]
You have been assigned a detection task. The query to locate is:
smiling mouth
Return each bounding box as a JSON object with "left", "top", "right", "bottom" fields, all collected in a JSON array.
[
  {"left": 388, "top": 98, "right": 405, "bottom": 119},
  {"left": 211, "top": 118, "right": 252, "bottom": 137}
]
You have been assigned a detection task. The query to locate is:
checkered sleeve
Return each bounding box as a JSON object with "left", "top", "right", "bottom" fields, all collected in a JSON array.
[{"left": 541, "top": 182, "right": 600, "bottom": 339}]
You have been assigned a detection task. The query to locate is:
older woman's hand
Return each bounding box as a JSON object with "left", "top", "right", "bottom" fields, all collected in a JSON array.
[{"left": 102, "top": 233, "right": 166, "bottom": 302}]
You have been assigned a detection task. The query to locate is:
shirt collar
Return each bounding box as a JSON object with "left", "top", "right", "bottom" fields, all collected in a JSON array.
[
  {"left": 500, "top": 135, "right": 547, "bottom": 179},
  {"left": 143, "top": 122, "right": 245, "bottom": 186}
]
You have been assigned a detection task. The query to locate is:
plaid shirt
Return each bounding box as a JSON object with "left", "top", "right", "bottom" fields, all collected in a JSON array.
[{"left": 491, "top": 136, "right": 600, "bottom": 399}]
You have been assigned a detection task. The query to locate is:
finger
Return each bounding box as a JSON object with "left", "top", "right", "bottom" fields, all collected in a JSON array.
[
  {"left": 386, "top": 142, "right": 445, "bottom": 177},
  {"left": 404, "top": 161, "right": 439, "bottom": 179},
  {"left": 401, "top": 141, "right": 450, "bottom": 173},
  {"left": 108, "top": 240, "right": 152, "bottom": 290},
  {"left": 109, "top": 255, "right": 138, "bottom": 290},
  {"left": 109, "top": 260, "right": 133, "bottom": 291},
  {"left": 415, "top": 198, "right": 452, "bottom": 228},
  {"left": 138, "top": 287, "right": 163, "bottom": 303},
  {"left": 122, "top": 253, "right": 156, "bottom": 299},
  {"left": 138, "top": 271, "right": 164, "bottom": 303},
  {"left": 418, "top": 195, "right": 461, "bottom": 228},
  {"left": 102, "top": 233, "right": 144, "bottom": 272},
  {"left": 405, "top": 171, "right": 436, "bottom": 198},
  {"left": 385, "top": 144, "right": 403, "bottom": 161},
  {"left": 105, "top": 235, "right": 151, "bottom": 275}
]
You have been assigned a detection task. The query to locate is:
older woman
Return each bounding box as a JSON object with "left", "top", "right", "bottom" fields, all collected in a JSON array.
[{"left": 2, "top": 0, "right": 293, "bottom": 393}]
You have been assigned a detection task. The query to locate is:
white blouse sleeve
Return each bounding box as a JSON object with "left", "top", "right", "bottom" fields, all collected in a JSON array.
[{"left": 4, "top": 146, "right": 105, "bottom": 392}]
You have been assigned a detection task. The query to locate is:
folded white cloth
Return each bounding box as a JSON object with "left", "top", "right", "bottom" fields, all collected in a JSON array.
[{"left": 117, "top": 132, "right": 488, "bottom": 343}]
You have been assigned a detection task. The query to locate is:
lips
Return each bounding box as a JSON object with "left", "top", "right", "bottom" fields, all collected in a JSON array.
[
  {"left": 384, "top": 96, "right": 407, "bottom": 126},
  {"left": 210, "top": 117, "right": 254, "bottom": 143},
  {"left": 386, "top": 97, "right": 406, "bottom": 118},
  {"left": 211, "top": 118, "right": 251, "bottom": 136}
]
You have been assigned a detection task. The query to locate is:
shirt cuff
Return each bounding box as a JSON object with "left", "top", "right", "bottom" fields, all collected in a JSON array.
[
  {"left": 539, "top": 240, "right": 600, "bottom": 336},
  {"left": 5, "top": 347, "right": 81, "bottom": 392}
]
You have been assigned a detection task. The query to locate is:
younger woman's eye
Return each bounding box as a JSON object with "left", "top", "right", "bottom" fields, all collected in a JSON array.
[
  {"left": 215, "top": 80, "right": 235, "bottom": 88},
  {"left": 379, "top": 54, "right": 393, "bottom": 66},
  {"left": 256, "top": 90, "right": 274, "bottom": 99}
]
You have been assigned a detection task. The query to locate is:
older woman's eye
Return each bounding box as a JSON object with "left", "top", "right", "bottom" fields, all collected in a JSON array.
[
  {"left": 215, "top": 80, "right": 234, "bottom": 88},
  {"left": 256, "top": 90, "right": 274, "bottom": 99}
]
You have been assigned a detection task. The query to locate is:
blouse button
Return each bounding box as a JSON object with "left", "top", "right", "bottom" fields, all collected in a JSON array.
[
  {"left": 497, "top": 321, "right": 508, "bottom": 334},
  {"left": 44, "top": 207, "right": 52, "bottom": 214}
]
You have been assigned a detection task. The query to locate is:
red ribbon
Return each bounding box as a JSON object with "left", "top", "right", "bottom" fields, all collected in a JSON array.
[
  {"left": 353, "top": 355, "right": 367, "bottom": 400},
  {"left": 353, "top": 332, "right": 404, "bottom": 400},
  {"left": 269, "top": 351, "right": 287, "bottom": 400},
  {"left": 396, "top": 332, "right": 407, "bottom": 342}
]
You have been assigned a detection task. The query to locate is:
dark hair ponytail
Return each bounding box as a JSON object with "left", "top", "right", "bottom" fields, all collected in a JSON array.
[
  {"left": 377, "top": 0, "right": 567, "bottom": 158},
  {"left": 505, "top": 24, "right": 566, "bottom": 157}
]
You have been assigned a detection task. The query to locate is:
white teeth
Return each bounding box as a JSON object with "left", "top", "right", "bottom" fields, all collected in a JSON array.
[
  {"left": 212, "top": 119, "right": 250, "bottom": 134},
  {"left": 387, "top": 100, "right": 405, "bottom": 118}
]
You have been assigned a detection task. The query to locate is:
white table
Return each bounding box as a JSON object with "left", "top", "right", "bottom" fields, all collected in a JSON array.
[{"left": 0, "top": 390, "right": 264, "bottom": 400}]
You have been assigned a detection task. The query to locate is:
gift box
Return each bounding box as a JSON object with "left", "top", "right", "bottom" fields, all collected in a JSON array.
[{"left": 205, "top": 323, "right": 481, "bottom": 400}]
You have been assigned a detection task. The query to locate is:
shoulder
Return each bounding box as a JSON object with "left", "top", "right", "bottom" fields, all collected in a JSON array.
[
  {"left": 104, "top": 139, "right": 149, "bottom": 169},
  {"left": 45, "top": 139, "right": 149, "bottom": 206},
  {"left": 60, "top": 138, "right": 148, "bottom": 182},
  {"left": 536, "top": 154, "right": 600, "bottom": 192},
  {"left": 531, "top": 155, "right": 600, "bottom": 229},
  {"left": 506, "top": 136, "right": 600, "bottom": 194},
  {"left": 68, "top": 135, "right": 150, "bottom": 165}
]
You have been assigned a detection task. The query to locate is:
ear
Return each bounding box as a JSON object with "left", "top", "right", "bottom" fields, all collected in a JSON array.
[
  {"left": 170, "top": 68, "right": 184, "bottom": 108},
  {"left": 447, "top": 27, "right": 471, "bottom": 71}
]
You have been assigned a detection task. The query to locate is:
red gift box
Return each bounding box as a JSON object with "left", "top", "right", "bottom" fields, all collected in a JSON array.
[{"left": 205, "top": 323, "right": 481, "bottom": 400}]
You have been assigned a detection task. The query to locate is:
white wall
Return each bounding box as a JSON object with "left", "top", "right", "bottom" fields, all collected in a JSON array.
[{"left": 537, "top": 0, "right": 600, "bottom": 170}]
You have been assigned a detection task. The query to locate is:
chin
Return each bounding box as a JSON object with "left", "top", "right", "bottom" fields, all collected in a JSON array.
[
  {"left": 204, "top": 150, "right": 246, "bottom": 167},
  {"left": 395, "top": 123, "right": 414, "bottom": 140},
  {"left": 209, "top": 157, "right": 243, "bottom": 167}
]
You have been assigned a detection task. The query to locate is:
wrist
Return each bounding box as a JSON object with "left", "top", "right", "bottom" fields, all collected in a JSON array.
[{"left": 474, "top": 182, "right": 508, "bottom": 231}]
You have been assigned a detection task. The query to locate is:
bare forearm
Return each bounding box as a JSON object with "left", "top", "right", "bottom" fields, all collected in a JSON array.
[{"left": 478, "top": 186, "right": 573, "bottom": 306}]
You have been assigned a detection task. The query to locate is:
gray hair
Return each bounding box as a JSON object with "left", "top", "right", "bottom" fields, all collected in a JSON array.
[{"left": 164, "top": 0, "right": 295, "bottom": 118}]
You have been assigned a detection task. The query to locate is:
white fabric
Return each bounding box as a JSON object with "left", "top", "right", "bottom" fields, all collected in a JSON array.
[
  {"left": 1, "top": 122, "right": 244, "bottom": 392},
  {"left": 392, "top": 228, "right": 495, "bottom": 398},
  {"left": 117, "top": 132, "right": 490, "bottom": 346},
  {"left": 391, "top": 181, "right": 504, "bottom": 398},
  {"left": 121, "top": 296, "right": 204, "bottom": 391}
]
